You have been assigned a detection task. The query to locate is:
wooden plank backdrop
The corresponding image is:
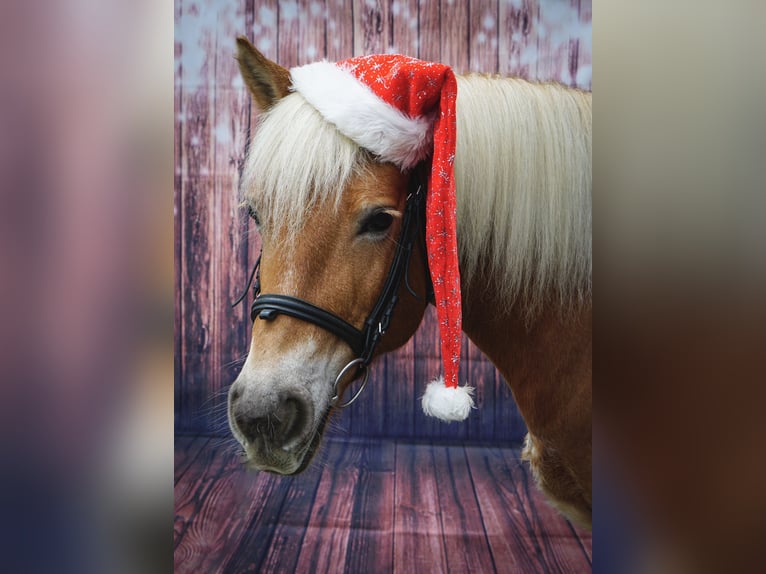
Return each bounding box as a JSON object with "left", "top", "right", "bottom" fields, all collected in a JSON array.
[
  {"left": 174, "top": 437, "right": 593, "bottom": 572},
  {"left": 175, "top": 0, "right": 592, "bottom": 441}
]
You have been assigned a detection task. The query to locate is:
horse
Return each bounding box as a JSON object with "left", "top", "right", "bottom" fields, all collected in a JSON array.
[{"left": 228, "top": 37, "right": 592, "bottom": 528}]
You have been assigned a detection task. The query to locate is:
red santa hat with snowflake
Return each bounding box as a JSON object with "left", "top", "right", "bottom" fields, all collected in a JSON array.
[{"left": 290, "top": 54, "right": 475, "bottom": 422}]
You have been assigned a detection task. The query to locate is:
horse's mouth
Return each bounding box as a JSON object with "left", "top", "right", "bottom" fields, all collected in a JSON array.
[{"left": 243, "top": 409, "right": 329, "bottom": 475}]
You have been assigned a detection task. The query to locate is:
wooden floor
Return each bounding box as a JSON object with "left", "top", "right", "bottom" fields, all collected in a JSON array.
[{"left": 175, "top": 435, "right": 592, "bottom": 573}]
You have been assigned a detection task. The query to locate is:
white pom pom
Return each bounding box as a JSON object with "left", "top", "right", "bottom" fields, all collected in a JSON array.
[{"left": 421, "top": 377, "right": 475, "bottom": 422}]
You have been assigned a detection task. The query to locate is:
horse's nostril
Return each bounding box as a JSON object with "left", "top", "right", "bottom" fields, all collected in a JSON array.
[
  {"left": 230, "top": 381, "right": 243, "bottom": 404},
  {"left": 232, "top": 393, "right": 313, "bottom": 449},
  {"left": 234, "top": 412, "right": 267, "bottom": 444},
  {"left": 276, "top": 396, "right": 309, "bottom": 446}
]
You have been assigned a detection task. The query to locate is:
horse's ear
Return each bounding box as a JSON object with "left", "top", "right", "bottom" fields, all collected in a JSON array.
[{"left": 236, "top": 36, "right": 291, "bottom": 111}]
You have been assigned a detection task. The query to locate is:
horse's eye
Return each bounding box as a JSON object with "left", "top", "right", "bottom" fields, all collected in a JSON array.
[
  {"left": 246, "top": 205, "right": 260, "bottom": 226},
  {"left": 360, "top": 211, "right": 394, "bottom": 235}
]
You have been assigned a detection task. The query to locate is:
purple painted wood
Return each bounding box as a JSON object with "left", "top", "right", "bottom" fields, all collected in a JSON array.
[{"left": 174, "top": 437, "right": 592, "bottom": 573}]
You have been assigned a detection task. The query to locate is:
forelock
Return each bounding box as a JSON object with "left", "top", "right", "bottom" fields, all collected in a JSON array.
[{"left": 240, "top": 92, "right": 369, "bottom": 238}]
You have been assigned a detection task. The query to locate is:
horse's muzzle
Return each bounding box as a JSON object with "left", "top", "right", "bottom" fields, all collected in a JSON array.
[{"left": 228, "top": 381, "right": 316, "bottom": 462}]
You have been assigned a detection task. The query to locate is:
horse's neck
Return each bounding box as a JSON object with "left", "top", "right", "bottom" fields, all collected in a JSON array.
[{"left": 460, "top": 278, "right": 592, "bottom": 435}]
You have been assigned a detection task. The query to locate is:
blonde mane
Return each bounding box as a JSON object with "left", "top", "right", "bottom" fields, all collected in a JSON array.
[
  {"left": 454, "top": 75, "right": 591, "bottom": 314},
  {"left": 241, "top": 74, "right": 591, "bottom": 314}
]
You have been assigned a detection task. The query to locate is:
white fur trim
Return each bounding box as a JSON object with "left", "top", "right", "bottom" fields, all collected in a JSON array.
[
  {"left": 290, "top": 61, "right": 434, "bottom": 169},
  {"left": 421, "top": 377, "right": 475, "bottom": 422}
]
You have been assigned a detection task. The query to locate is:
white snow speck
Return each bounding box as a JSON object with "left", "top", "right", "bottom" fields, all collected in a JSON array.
[
  {"left": 281, "top": 2, "right": 298, "bottom": 21},
  {"left": 258, "top": 5, "right": 276, "bottom": 27},
  {"left": 575, "top": 65, "right": 592, "bottom": 88},
  {"left": 257, "top": 37, "right": 273, "bottom": 51},
  {"left": 482, "top": 15, "right": 495, "bottom": 29},
  {"left": 215, "top": 124, "right": 229, "bottom": 144},
  {"left": 306, "top": 45, "right": 317, "bottom": 59},
  {"left": 475, "top": 32, "right": 487, "bottom": 45},
  {"left": 520, "top": 45, "right": 537, "bottom": 66}
]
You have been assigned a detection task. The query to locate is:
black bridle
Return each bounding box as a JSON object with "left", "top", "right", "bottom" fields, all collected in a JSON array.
[{"left": 233, "top": 172, "right": 431, "bottom": 408}]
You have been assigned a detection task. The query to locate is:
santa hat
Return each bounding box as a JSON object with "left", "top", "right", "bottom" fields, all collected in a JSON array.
[{"left": 290, "top": 54, "right": 475, "bottom": 422}]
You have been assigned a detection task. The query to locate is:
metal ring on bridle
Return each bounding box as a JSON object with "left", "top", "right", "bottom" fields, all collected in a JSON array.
[{"left": 331, "top": 358, "right": 370, "bottom": 408}]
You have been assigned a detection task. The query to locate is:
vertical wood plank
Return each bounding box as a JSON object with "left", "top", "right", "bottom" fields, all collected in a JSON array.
[
  {"left": 343, "top": 439, "right": 396, "bottom": 573},
  {"left": 298, "top": 0, "right": 328, "bottom": 63},
  {"left": 534, "top": 0, "right": 570, "bottom": 84},
  {"left": 468, "top": 0, "right": 499, "bottom": 73},
  {"left": 533, "top": 0, "right": 590, "bottom": 86},
  {"left": 574, "top": 0, "right": 592, "bottom": 89},
  {"left": 178, "top": 0, "right": 217, "bottom": 434},
  {"left": 237, "top": 465, "right": 325, "bottom": 573},
  {"left": 498, "top": 0, "right": 538, "bottom": 79},
  {"left": 353, "top": 0, "right": 391, "bottom": 55},
  {"left": 393, "top": 442, "right": 448, "bottom": 573},
  {"left": 350, "top": 346, "right": 388, "bottom": 437},
  {"left": 174, "top": 0, "right": 185, "bottom": 430},
  {"left": 326, "top": 0, "right": 355, "bottom": 60},
  {"left": 440, "top": 0, "right": 469, "bottom": 72},
  {"left": 251, "top": 0, "right": 279, "bottom": 61},
  {"left": 390, "top": 0, "right": 420, "bottom": 57},
  {"left": 382, "top": 338, "right": 416, "bottom": 437},
  {"left": 278, "top": 0, "right": 301, "bottom": 67},
  {"left": 432, "top": 445, "right": 496, "bottom": 572},
  {"left": 463, "top": 445, "right": 547, "bottom": 572},
  {"left": 293, "top": 440, "right": 365, "bottom": 573},
  {"left": 418, "top": 0, "right": 441, "bottom": 62}
]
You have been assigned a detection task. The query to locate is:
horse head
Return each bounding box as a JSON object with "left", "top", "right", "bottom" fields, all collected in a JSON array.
[{"left": 228, "top": 38, "right": 430, "bottom": 474}]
